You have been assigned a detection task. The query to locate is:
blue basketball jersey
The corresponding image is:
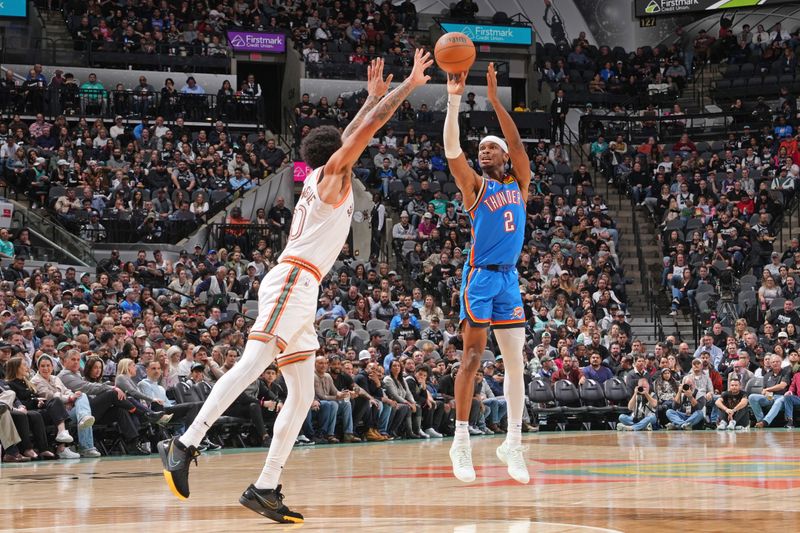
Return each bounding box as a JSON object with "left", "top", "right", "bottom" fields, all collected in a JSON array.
[{"left": 467, "top": 176, "right": 525, "bottom": 267}]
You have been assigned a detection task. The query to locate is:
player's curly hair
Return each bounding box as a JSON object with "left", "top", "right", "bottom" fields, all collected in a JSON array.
[{"left": 300, "top": 125, "right": 342, "bottom": 169}]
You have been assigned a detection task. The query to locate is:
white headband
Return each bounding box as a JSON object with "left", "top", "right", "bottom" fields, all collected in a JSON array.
[{"left": 479, "top": 135, "right": 508, "bottom": 153}]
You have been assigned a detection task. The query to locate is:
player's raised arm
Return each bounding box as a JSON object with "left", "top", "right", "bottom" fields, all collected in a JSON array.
[
  {"left": 319, "top": 49, "right": 433, "bottom": 205},
  {"left": 444, "top": 72, "right": 482, "bottom": 209},
  {"left": 487, "top": 62, "right": 531, "bottom": 202},
  {"left": 341, "top": 58, "right": 393, "bottom": 142}
]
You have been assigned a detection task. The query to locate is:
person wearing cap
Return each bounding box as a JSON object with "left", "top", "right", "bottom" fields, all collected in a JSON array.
[
  {"left": 392, "top": 210, "right": 417, "bottom": 258},
  {"left": 188, "top": 362, "right": 207, "bottom": 384}
]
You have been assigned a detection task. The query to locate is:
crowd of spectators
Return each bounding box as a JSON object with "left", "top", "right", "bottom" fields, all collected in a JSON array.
[
  {"left": 0, "top": 65, "right": 263, "bottom": 122},
  {"left": 60, "top": 0, "right": 421, "bottom": 79},
  {"left": 547, "top": 16, "right": 800, "bottom": 433},
  {"left": 0, "top": 93, "right": 289, "bottom": 244},
  {"left": 538, "top": 32, "right": 689, "bottom": 109}
]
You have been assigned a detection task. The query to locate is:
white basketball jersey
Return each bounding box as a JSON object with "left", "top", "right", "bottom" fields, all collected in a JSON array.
[{"left": 278, "top": 167, "right": 354, "bottom": 282}]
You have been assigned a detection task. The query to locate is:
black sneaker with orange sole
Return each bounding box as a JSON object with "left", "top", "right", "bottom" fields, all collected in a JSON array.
[
  {"left": 239, "top": 484, "right": 304, "bottom": 524},
  {"left": 158, "top": 437, "right": 200, "bottom": 500}
]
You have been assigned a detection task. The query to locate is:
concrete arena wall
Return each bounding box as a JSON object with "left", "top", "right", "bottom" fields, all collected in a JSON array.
[{"left": 300, "top": 78, "right": 512, "bottom": 112}]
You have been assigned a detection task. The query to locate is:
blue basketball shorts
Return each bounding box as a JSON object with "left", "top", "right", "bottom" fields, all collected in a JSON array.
[{"left": 459, "top": 264, "right": 525, "bottom": 329}]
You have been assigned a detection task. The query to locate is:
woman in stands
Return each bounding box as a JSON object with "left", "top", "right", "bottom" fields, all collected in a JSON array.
[
  {"left": 759, "top": 274, "right": 781, "bottom": 312},
  {"left": 419, "top": 294, "right": 444, "bottom": 323},
  {"left": 349, "top": 296, "right": 371, "bottom": 326},
  {"left": 6, "top": 356, "right": 76, "bottom": 459},
  {"left": 114, "top": 359, "right": 172, "bottom": 424},
  {"left": 383, "top": 359, "right": 414, "bottom": 438},
  {"left": 247, "top": 152, "right": 265, "bottom": 182},
  {"left": 733, "top": 318, "right": 749, "bottom": 344},
  {"left": 32, "top": 354, "right": 100, "bottom": 458},
  {"left": 217, "top": 80, "right": 235, "bottom": 120},
  {"left": 190, "top": 192, "right": 209, "bottom": 217}
]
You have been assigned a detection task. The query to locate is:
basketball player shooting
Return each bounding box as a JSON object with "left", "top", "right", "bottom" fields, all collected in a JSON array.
[
  {"left": 444, "top": 64, "right": 531, "bottom": 483},
  {"left": 158, "top": 50, "right": 433, "bottom": 523}
]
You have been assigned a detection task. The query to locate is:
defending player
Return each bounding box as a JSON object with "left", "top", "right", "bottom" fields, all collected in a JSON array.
[
  {"left": 444, "top": 64, "right": 531, "bottom": 483},
  {"left": 158, "top": 51, "right": 433, "bottom": 523}
]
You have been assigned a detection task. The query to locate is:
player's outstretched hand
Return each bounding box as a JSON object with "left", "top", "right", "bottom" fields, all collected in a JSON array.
[
  {"left": 367, "top": 57, "right": 393, "bottom": 98},
  {"left": 486, "top": 62, "right": 498, "bottom": 103},
  {"left": 447, "top": 72, "right": 467, "bottom": 95},
  {"left": 409, "top": 48, "right": 433, "bottom": 87}
]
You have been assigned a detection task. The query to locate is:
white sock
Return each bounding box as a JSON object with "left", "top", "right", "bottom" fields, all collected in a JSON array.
[
  {"left": 453, "top": 420, "right": 470, "bottom": 447},
  {"left": 180, "top": 338, "right": 278, "bottom": 448},
  {"left": 494, "top": 328, "right": 525, "bottom": 447},
  {"left": 255, "top": 355, "right": 315, "bottom": 490},
  {"left": 506, "top": 419, "right": 522, "bottom": 446}
]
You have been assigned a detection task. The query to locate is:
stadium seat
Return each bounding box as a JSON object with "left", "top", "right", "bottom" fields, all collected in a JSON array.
[
  {"left": 553, "top": 380, "right": 588, "bottom": 429},
  {"left": 527, "top": 378, "right": 564, "bottom": 429},
  {"left": 602, "top": 378, "right": 631, "bottom": 415},
  {"left": 367, "top": 319, "right": 388, "bottom": 333}
]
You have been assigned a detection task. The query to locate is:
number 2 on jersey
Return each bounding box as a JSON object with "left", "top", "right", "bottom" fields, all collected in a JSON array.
[{"left": 504, "top": 210, "right": 515, "bottom": 232}]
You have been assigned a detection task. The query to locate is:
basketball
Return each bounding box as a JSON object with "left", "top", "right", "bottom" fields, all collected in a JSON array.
[{"left": 434, "top": 32, "right": 476, "bottom": 74}]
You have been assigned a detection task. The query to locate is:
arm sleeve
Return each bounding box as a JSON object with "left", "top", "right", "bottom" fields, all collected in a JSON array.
[{"left": 444, "top": 94, "right": 463, "bottom": 159}]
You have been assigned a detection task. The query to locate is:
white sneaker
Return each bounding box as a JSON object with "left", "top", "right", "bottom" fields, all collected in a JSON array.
[
  {"left": 480, "top": 427, "right": 494, "bottom": 435},
  {"left": 418, "top": 430, "right": 431, "bottom": 439},
  {"left": 80, "top": 447, "right": 102, "bottom": 458},
  {"left": 496, "top": 441, "right": 530, "bottom": 484},
  {"left": 425, "top": 428, "right": 443, "bottom": 438},
  {"left": 449, "top": 444, "right": 476, "bottom": 483},
  {"left": 717, "top": 421, "right": 728, "bottom": 430},
  {"left": 59, "top": 446, "right": 80, "bottom": 459},
  {"left": 727, "top": 423, "right": 736, "bottom": 431},
  {"left": 78, "top": 415, "right": 95, "bottom": 430},
  {"left": 468, "top": 426, "right": 482, "bottom": 436},
  {"left": 297, "top": 434, "right": 311, "bottom": 443},
  {"left": 56, "top": 430, "right": 74, "bottom": 443}
]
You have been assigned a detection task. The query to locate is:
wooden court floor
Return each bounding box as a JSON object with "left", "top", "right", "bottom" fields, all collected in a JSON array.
[{"left": 3, "top": 430, "right": 800, "bottom": 532}]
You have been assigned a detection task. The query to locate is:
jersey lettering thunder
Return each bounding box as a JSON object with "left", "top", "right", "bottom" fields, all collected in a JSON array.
[{"left": 467, "top": 176, "right": 525, "bottom": 267}]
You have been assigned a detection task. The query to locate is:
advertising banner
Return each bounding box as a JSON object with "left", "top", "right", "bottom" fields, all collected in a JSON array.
[
  {"left": 439, "top": 22, "right": 532, "bottom": 46},
  {"left": 635, "top": 0, "right": 798, "bottom": 17},
  {"left": 227, "top": 31, "right": 286, "bottom": 53},
  {"left": 293, "top": 161, "right": 311, "bottom": 183}
]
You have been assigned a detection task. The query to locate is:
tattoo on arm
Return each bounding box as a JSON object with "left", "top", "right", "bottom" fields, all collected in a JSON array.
[
  {"left": 342, "top": 95, "right": 381, "bottom": 141},
  {"left": 369, "top": 79, "right": 415, "bottom": 124}
]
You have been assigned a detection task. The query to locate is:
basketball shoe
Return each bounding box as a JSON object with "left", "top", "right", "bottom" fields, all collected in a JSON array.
[
  {"left": 240, "top": 484, "right": 304, "bottom": 524},
  {"left": 449, "top": 444, "right": 476, "bottom": 482},
  {"left": 158, "top": 437, "right": 200, "bottom": 500},
  {"left": 496, "top": 441, "right": 530, "bottom": 484}
]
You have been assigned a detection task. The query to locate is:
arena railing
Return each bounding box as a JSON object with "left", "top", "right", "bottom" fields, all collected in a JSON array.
[
  {"left": 84, "top": 45, "right": 232, "bottom": 74},
  {"left": 304, "top": 53, "right": 509, "bottom": 85},
  {"left": 578, "top": 108, "right": 761, "bottom": 146},
  {"left": 0, "top": 87, "right": 265, "bottom": 126},
  {"left": 66, "top": 171, "right": 272, "bottom": 246}
]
